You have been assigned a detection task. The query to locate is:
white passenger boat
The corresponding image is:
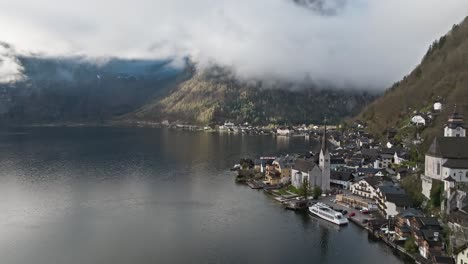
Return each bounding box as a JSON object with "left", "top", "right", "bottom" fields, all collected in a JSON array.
[{"left": 309, "top": 202, "right": 348, "bottom": 225}]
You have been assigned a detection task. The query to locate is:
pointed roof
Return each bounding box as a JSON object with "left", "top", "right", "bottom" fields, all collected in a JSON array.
[
  {"left": 321, "top": 119, "right": 329, "bottom": 153},
  {"left": 446, "top": 105, "right": 465, "bottom": 129},
  {"left": 427, "top": 137, "right": 468, "bottom": 158}
]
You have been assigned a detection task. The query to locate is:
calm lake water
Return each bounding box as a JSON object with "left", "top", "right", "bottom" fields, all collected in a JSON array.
[{"left": 0, "top": 127, "right": 409, "bottom": 264}]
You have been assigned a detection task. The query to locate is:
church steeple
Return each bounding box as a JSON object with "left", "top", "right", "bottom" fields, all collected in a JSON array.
[
  {"left": 319, "top": 117, "right": 330, "bottom": 191},
  {"left": 321, "top": 118, "right": 328, "bottom": 153},
  {"left": 444, "top": 104, "right": 465, "bottom": 137}
]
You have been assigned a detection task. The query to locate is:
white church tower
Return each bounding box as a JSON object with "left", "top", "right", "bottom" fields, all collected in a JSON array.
[
  {"left": 319, "top": 122, "right": 331, "bottom": 191},
  {"left": 444, "top": 107, "right": 465, "bottom": 137}
]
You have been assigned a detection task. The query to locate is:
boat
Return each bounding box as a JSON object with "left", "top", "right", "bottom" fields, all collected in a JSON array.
[{"left": 309, "top": 202, "right": 349, "bottom": 225}]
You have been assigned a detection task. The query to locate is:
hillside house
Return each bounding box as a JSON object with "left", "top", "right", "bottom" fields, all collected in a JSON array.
[{"left": 376, "top": 185, "right": 412, "bottom": 219}]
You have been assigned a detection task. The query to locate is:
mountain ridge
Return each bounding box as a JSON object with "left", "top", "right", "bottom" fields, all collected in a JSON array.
[{"left": 358, "top": 16, "right": 468, "bottom": 148}]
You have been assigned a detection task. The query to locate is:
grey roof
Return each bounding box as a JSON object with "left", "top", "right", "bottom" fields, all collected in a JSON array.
[
  {"left": 417, "top": 217, "right": 441, "bottom": 228},
  {"left": 427, "top": 137, "right": 468, "bottom": 158},
  {"left": 385, "top": 193, "right": 412, "bottom": 207},
  {"left": 378, "top": 185, "right": 406, "bottom": 195},
  {"left": 433, "top": 256, "right": 455, "bottom": 264},
  {"left": 292, "top": 159, "right": 316, "bottom": 172},
  {"left": 357, "top": 168, "right": 381, "bottom": 174},
  {"left": 399, "top": 208, "right": 424, "bottom": 218},
  {"left": 362, "top": 177, "right": 382, "bottom": 188},
  {"left": 331, "top": 171, "right": 353, "bottom": 181},
  {"left": 380, "top": 153, "right": 394, "bottom": 159},
  {"left": 443, "top": 159, "right": 468, "bottom": 169},
  {"left": 361, "top": 148, "right": 379, "bottom": 158}
]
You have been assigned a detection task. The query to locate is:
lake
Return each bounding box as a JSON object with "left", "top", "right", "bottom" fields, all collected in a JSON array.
[{"left": 0, "top": 127, "right": 409, "bottom": 264}]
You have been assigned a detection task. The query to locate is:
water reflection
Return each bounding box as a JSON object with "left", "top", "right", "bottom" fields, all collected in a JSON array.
[{"left": 0, "top": 127, "right": 408, "bottom": 264}]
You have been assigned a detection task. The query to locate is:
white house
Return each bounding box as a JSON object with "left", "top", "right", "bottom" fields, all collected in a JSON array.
[
  {"left": 411, "top": 114, "right": 426, "bottom": 126},
  {"left": 394, "top": 151, "right": 408, "bottom": 165},
  {"left": 277, "top": 127, "right": 291, "bottom": 136},
  {"left": 350, "top": 177, "right": 380, "bottom": 199},
  {"left": 455, "top": 244, "right": 468, "bottom": 264},
  {"left": 376, "top": 185, "right": 412, "bottom": 219},
  {"left": 433, "top": 101, "right": 442, "bottom": 112}
]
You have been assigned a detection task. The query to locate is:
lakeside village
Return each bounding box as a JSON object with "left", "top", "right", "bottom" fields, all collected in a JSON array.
[{"left": 230, "top": 104, "right": 468, "bottom": 264}]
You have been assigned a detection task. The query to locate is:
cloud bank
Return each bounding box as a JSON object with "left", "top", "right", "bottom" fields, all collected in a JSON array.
[
  {"left": 0, "top": 0, "right": 467, "bottom": 88},
  {"left": 0, "top": 43, "right": 24, "bottom": 83}
]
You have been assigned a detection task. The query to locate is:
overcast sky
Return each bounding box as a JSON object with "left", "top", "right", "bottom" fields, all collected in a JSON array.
[{"left": 1, "top": 0, "right": 468, "bottom": 88}]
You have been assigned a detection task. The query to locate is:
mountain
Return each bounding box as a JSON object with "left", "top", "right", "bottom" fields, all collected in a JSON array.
[
  {"left": 0, "top": 46, "right": 375, "bottom": 126},
  {"left": 129, "top": 66, "right": 376, "bottom": 125},
  {"left": 0, "top": 53, "right": 186, "bottom": 125},
  {"left": 358, "top": 16, "right": 468, "bottom": 146}
]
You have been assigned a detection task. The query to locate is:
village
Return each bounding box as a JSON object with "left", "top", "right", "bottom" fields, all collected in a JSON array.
[{"left": 230, "top": 101, "right": 468, "bottom": 264}]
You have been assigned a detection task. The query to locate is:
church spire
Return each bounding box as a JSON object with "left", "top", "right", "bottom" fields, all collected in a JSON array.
[{"left": 321, "top": 117, "right": 328, "bottom": 152}]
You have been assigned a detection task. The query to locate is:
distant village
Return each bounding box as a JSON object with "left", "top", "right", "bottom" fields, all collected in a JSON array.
[{"left": 226, "top": 101, "right": 468, "bottom": 264}]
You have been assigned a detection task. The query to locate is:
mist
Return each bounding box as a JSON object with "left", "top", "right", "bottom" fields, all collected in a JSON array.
[{"left": 0, "top": 0, "right": 467, "bottom": 88}]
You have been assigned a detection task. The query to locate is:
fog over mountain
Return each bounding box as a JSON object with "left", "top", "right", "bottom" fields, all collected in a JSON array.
[{"left": 1, "top": 0, "right": 468, "bottom": 88}]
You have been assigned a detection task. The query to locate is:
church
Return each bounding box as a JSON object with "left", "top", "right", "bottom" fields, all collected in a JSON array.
[
  {"left": 422, "top": 110, "right": 468, "bottom": 199},
  {"left": 291, "top": 125, "right": 331, "bottom": 191}
]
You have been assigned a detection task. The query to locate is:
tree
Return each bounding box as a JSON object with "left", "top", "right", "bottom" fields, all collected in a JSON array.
[
  {"left": 299, "top": 178, "right": 312, "bottom": 199},
  {"left": 430, "top": 180, "right": 444, "bottom": 208},
  {"left": 404, "top": 237, "right": 418, "bottom": 254},
  {"left": 313, "top": 186, "right": 322, "bottom": 199}
]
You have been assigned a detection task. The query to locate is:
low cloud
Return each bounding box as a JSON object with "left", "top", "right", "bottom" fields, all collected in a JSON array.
[
  {"left": 0, "top": 0, "right": 467, "bottom": 88},
  {"left": 0, "top": 43, "right": 24, "bottom": 83}
]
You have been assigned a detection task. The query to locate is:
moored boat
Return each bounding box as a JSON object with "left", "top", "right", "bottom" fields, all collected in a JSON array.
[{"left": 309, "top": 202, "right": 348, "bottom": 225}]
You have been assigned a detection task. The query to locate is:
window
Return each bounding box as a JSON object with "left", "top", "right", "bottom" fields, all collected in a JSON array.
[
  {"left": 466, "top": 171, "right": 468, "bottom": 178},
  {"left": 437, "top": 162, "right": 441, "bottom": 175}
]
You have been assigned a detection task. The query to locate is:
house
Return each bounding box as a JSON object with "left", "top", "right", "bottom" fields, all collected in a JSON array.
[
  {"left": 396, "top": 168, "right": 409, "bottom": 180},
  {"left": 350, "top": 177, "right": 382, "bottom": 199},
  {"left": 376, "top": 185, "right": 412, "bottom": 218},
  {"left": 455, "top": 245, "right": 468, "bottom": 264},
  {"left": 422, "top": 111, "right": 468, "bottom": 199},
  {"left": 258, "top": 157, "right": 275, "bottom": 173},
  {"left": 411, "top": 114, "right": 427, "bottom": 126},
  {"left": 273, "top": 155, "right": 296, "bottom": 178},
  {"left": 418, "top": 229, "right": 443, "bottom": 259},
  {"left": 405, "top": 217, "right": 443, "bottom": 259},
  {"left": 394, "top": 150, "right": 408, "bottom": 165},
  {"left": 356, "top": 167, "right": 383, "bottom": 177},
  {"left": 434, "top": 101, "right": 443, "bottom": 112},
  {"left": 330, "top": 171, "right": 354, "bottom": 189},
  {"left": 447, "top": 193, "right": 468, "bottom": 234},
  {"left": 356, "top": 137, "right": 370, "bottom": 148},
  {"left": 395, "top": 209, "right": 426, "bottom": 240},
  {"left": 377, "top": 148, "right": 397, "bottom": 169},
  {"left": 330, "top": 158, "right": 346, "bottom": 169},
  {"left": 265, "top": 168, "right": 282, "bottom": 185},
  {"left": 277, "top": 126, "right": 292, "bottom": 136}
]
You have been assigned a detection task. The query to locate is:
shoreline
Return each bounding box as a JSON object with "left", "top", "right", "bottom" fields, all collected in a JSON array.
[{"left": 235, "top": 174, "right": 420, "bottom": 264}]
